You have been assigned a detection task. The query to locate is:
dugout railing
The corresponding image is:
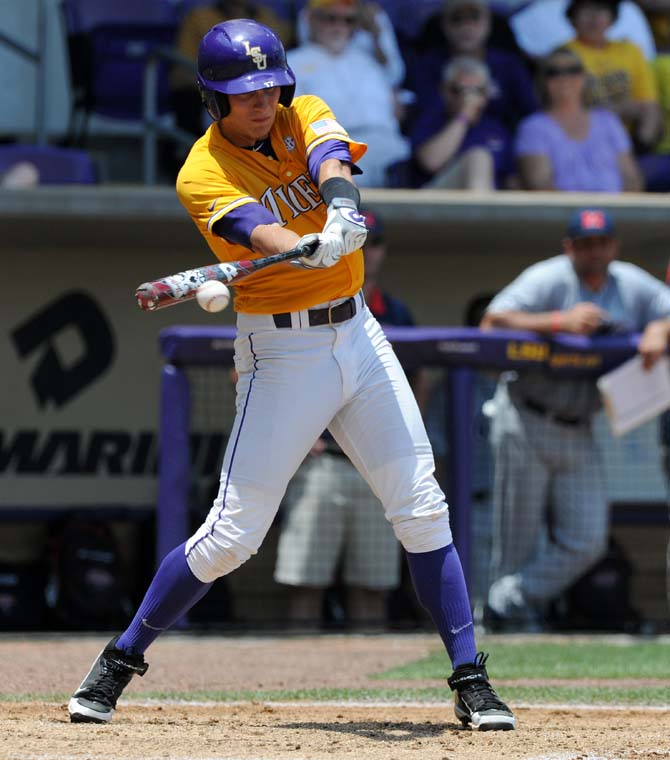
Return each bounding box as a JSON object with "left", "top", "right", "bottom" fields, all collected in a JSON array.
[{"left": 157, "top": 326, "right": 669, "bottom": 627}]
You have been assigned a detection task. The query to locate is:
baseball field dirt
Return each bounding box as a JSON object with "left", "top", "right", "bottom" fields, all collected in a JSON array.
[{"left": 1, "top": 633, "right": 669, "bottom": 760}]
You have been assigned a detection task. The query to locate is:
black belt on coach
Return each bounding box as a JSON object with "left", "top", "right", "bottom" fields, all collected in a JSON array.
[
  {"left": 521, "top": 397, "right": 588, "bottom": 427},
  {"left": 273, "top": 296, "right": 358, "bottom": 328}
]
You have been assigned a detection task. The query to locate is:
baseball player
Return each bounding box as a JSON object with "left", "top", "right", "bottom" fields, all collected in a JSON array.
[
  {"left": 68, "top": 19, "right": 515, "bottom": 731},
  {"left": 482, "top": 208, "right": 670, "bottom": 631}
]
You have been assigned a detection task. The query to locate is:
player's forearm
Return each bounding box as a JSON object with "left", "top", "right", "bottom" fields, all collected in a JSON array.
[
  {"left": 318, "top": 158, "right": 354, "bottom": 186},
  {"left": 480, "top": 310, "right": 559, "bottom": 334},
  {"left": 249, "top": 223, "right": 301, "bottom": 256},
  {"left": 638, "top": 318, "right": 670, "bottom": 369},
  {"left": 640, "top": 318, "right": 670, "bottom": 347}
]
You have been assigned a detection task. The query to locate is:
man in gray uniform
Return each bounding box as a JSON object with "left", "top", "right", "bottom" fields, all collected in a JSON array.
[{"left": 480, "top": 207, "right": 670, "bottom": 630}]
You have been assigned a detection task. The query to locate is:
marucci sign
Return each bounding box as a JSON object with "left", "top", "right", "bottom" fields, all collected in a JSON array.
[{"left": 2, "top": 254, "right": 234, "bottom": 509}]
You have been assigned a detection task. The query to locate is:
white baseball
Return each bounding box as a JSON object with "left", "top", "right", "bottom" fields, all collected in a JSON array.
[{"left": 196, "top": 280, "right": 230, "bottom": 313}]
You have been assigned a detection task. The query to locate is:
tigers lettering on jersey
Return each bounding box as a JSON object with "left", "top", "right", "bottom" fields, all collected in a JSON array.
[
  {"left": 259, "top": 173, "right": 321, "bottom": 222},
  {"left": 177, "top": 94, "right": 368, "bottom": 314}
]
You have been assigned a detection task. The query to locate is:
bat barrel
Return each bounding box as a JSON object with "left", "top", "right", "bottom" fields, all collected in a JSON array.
[{"left": 136, "top": 282, "right": 160, "bottom": 311}]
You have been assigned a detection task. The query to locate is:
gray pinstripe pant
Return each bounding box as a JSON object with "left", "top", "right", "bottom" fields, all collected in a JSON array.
[{"left": 487, "top": 382, "right": 609, "bottom": 607}]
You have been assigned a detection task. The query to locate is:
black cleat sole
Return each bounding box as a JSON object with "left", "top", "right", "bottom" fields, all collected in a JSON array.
[{"left": 70, "top": 713, "right": 109, "bottom": 724}]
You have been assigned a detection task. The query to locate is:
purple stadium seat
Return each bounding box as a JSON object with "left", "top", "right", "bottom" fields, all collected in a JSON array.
[
  {"left": 0, "top": 145, "right": 98, "bottom": 185},
  {"left": 61, "top": 0, "right": 178, "bottom": 129}
]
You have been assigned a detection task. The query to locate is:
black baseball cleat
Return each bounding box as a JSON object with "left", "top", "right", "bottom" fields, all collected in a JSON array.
[
  {"left": 447, "top": 652, "right": 516, "bottom": 731},
  {"left": 68, "top": 636, "right": 148, "bottom": 723}
]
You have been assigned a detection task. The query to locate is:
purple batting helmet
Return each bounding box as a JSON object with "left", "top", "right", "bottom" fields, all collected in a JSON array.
[{"left": 197, "top": 19, "right": 296, "bottom": 121}]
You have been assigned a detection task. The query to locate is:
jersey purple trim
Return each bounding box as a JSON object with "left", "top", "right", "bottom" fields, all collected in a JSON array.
[
  {"left": 212, "top": 203, "right": 278, "bottom": 248},
  {"left": 308, "top": 139, "right": 362, "bottom": 184}
]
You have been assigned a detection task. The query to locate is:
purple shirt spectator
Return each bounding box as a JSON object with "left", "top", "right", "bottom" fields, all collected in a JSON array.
[
  {"left": 515, "top": 108, "right": 632, "bottom": 192},
  {"left": 411, "top": 105, "right": 514, "bottom": 188},
  {"left": 407, "top": 47, "right": 538, "bottom": 131}
]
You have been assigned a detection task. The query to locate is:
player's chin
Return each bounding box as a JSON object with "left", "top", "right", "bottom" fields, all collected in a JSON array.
[{"left": 252, "top": 115, "right": 275, "bottom": 133}]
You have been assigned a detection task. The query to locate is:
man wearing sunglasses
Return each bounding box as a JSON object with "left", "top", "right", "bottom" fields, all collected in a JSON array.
[
  {"left": 411, "top": 55, "right": 514, "bottom": 189},
  {"left": 294, "top": 0, "right": 406, "bottom": 88},
  {"left": 405, "top": 0, "right": 538, "bottom": 137},
  {"left": 288, "top": 0, "right": 411, "bottom": 187}
]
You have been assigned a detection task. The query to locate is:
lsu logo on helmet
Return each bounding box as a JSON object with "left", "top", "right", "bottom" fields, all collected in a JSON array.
[{"left": 242, "top": 40, "right": 267, "bottom": 70}]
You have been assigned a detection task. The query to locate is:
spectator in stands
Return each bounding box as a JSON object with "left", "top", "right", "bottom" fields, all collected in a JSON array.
[
  {"left": 515, "top": 48, "right": 643, "bottom": 191},
  {"left": 405, "top": 0, "right": 528, "bottom": 59},
  {"left": 170, "top": 1, "right": 293, "bottom": 145},
  {"left": 295, "top": 0, "right": 406, "bottom": 88},
  {"left": 403, "top": 0, "right": 538, "bottom": 135},
  {"left": 480, "top": 207, "right": 670, "bottom": 632},
  {"left": 273, "top": 209, "right": 413, "bottom": 628},
  {"left": 411, "top": 56, "right": 515, "bottom": 189},
  {"left": 288, "top": 0, "right": 411, "bottom": 187},
  {"left": 510, "top": 0, "right": 657, "bottom": 61},
  {"left": 563, "top": 0, "right": 662, "bottom": 154}
]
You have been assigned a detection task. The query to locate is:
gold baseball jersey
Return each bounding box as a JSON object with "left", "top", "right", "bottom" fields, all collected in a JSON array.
[{"left": 177, "top": 95, "right": 367, "bottom": 314}]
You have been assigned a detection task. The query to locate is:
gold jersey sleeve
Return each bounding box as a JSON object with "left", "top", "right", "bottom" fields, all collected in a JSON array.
[{"left": 176, "top": 95, "right": 367, "bottom": 314}]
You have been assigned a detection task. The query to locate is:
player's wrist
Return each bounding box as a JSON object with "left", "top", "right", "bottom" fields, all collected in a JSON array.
[{"left": 320, "top": 176, "right": 361, "bottom": 210}]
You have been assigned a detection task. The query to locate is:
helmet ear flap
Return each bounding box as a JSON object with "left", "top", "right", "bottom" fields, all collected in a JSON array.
[
  {"left": 198, "top": 83, "right": 229, "bottom": 121},
  {"left": 279, "top": 83, "right": 296, "bottom": 107}
]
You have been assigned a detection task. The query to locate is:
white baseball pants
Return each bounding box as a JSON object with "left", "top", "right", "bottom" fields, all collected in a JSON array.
[{"left": 185, "top": 296, "right": 452, "bottom": 583}]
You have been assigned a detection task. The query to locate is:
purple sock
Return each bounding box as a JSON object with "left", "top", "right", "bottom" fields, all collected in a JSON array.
[
  {"left": 406, "top": 543, "right": 477, "bottom": 668},
  {"left": 116, "top": 542, "right": 212, "bottom": 655}
]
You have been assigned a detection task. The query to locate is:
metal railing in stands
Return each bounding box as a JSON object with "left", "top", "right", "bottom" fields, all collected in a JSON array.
[{"left": 141, "top": 46, "right": 198, "bottom": 185}]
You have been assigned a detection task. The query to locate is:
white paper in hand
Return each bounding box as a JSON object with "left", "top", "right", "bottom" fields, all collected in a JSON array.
[{"left": 596, "top": 355, "right": 670, "bottom": 437}]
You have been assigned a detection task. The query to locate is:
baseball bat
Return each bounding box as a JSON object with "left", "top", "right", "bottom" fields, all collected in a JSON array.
[{"left": 135, "top": 239, "right": 318, "bottom": 312}]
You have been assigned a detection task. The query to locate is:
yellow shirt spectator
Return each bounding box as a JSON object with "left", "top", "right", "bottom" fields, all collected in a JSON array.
[{"left": 565, "top": 38, "right": 658, "bottom": 108}]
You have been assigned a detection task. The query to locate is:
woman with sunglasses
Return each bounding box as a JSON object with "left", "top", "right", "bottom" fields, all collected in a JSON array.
[{"left": 515, "top": 48, "right": 643, "bottom": 191}]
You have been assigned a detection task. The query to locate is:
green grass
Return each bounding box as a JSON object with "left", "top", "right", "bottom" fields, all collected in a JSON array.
[
  {"left": 376, "top": 640, "right": 670, "bottom": 681},
  {"left": 7, "top": 685, "right": 669, "bottom": 706},
  {"left": 5, "top": 639, "right": 669, "bottom": 706}
]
